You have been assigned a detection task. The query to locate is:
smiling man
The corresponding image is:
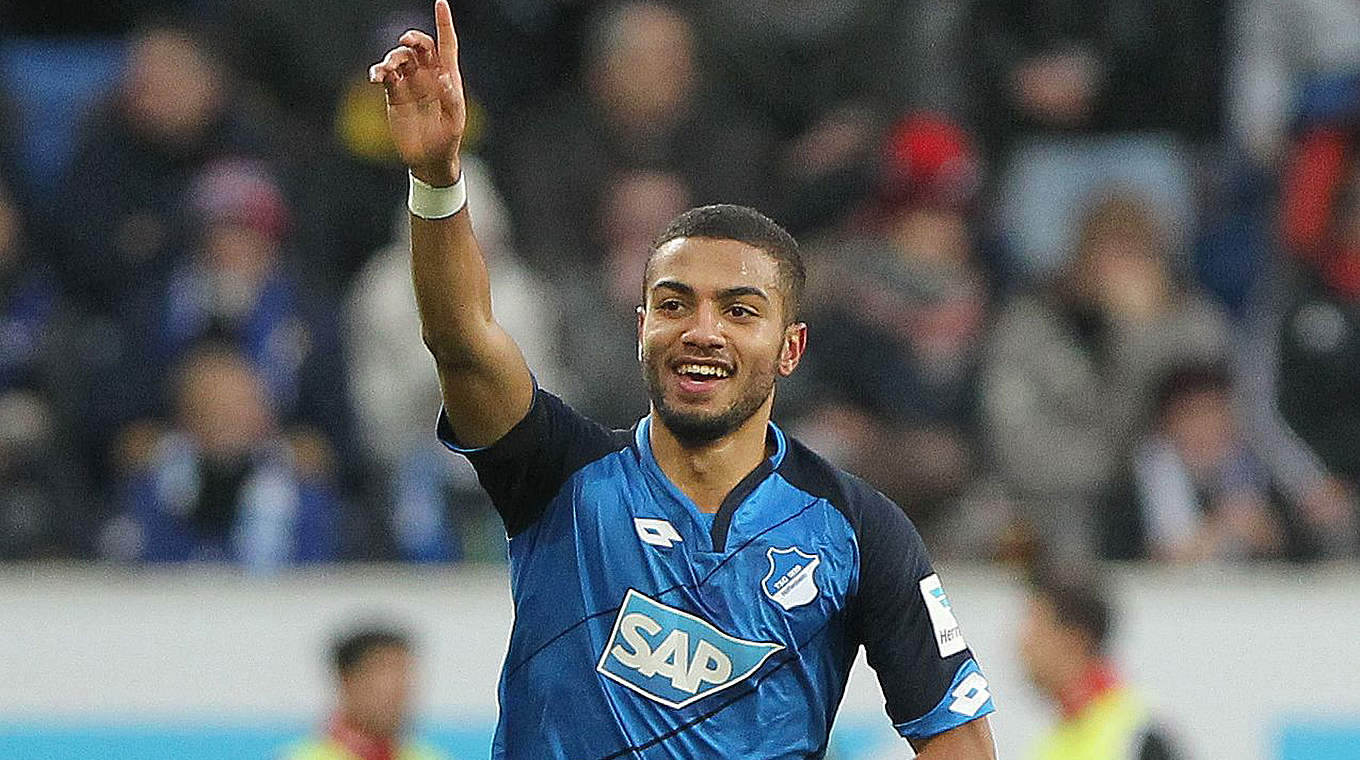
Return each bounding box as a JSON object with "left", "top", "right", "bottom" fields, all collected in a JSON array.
[{"left": 369, "top": 3, "right": 996, "bottom": 758}]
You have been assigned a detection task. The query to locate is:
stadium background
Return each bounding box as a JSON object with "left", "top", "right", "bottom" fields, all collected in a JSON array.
[{"left": 1, "top": 0, "right": 1358, "bottom": 757}]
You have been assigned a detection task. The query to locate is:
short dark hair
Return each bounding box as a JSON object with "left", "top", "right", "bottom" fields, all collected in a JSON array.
[
  {"left": 1028, "top": 567, "right": 1113, "bottom": 652},
  {"left": 1152, "top": 362, "right": 1232, "bottom": 424},
  {"left": 648, "top": 204, "right": 806, "bottom": 323},
  {"left": 331, "top": 626, "right": 411, "bottom": 677}
]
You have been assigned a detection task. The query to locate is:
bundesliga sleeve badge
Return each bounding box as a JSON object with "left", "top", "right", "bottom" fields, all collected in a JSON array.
[{"left": 919, "top": 574, "right": 968, "bottom": 657}]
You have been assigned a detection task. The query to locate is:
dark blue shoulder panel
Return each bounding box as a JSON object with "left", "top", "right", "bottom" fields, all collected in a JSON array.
[
  {"left": 776, "top": 437, "right": 987, "bottom": 736},
  {"left": 438, "top": 388, "right": 631, "bottom": 536}
]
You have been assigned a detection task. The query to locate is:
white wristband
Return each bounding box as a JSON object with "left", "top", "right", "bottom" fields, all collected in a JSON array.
[{"left": 407, "top": 170, "right": 467, "bottom": 220}]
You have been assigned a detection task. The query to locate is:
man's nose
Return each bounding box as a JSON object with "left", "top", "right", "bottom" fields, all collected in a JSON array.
[{"left": 681, "top": 303, "right": 726, "bottom": 348}]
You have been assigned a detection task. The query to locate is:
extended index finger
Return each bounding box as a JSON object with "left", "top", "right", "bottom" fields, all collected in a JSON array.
[{"left": 434, "top": 0, "right": 458, "bottom": 71}]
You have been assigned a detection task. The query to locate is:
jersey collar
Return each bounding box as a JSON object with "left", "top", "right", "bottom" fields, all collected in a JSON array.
[{"left": 634, "top": 416, "right": 787, "bottom": 552}]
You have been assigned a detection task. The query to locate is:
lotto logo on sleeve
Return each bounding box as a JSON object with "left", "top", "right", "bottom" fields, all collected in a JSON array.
[
  {"left": 597, "top": 589, "right": 783, "bottom": 709},
  {"left": 919, "top": 574, "right": 968, "bottom": 658}
]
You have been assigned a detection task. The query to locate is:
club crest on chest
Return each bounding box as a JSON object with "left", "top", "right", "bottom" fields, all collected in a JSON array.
[{"left": 761, "top": 546, "right": 820, "bottom": 610}]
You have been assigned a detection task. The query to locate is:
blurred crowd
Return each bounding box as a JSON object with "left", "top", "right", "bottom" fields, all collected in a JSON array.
[{"left": 2, "top": 0, "right": 1359, "bottom": 569}]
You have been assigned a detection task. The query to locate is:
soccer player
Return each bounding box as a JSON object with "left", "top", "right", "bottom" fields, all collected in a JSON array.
[{"left": 369, "top": 3, "right": 997, "bottom": 757}]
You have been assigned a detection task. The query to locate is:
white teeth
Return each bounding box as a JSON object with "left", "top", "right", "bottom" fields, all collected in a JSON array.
[{"left": 678, "top": 363, "right": 730, "bottom": 378}]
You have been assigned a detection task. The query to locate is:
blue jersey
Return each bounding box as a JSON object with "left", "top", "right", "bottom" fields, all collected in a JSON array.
[{"left": 439, "top": 388, "right": 994, "bottom": 759}]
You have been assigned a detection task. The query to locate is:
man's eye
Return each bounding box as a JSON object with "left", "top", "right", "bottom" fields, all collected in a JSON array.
[
  {"left": 658, "top": 300, "right": 683, "bottom": 311},
  {"left": 729, "top": 305, "right": 757, "bottom": 318}
]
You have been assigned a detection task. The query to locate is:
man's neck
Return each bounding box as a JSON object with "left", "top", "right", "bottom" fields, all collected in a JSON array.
[
  {"left": 1053, "top": 659, "right": 1120, "bottom": 719},
  {"left": 648, "top": 400, "right": 773, "bottom": 513},
  {"left": 328, "top": 712, "right": 395, "bottom": 760}
]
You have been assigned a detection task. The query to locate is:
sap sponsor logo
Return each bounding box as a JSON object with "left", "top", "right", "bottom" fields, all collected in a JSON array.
[
  {"left": 761, "top": 546, "right": 821, "bottom": 610},
  {"left": 634, "top": 518, "right": 682, "bottom": 548},
  {"left": 919, "top": 574, "right": 968, "bottom": 657},
  {"left": 597, "top": 589, "right": 782, "bottom": 709}
]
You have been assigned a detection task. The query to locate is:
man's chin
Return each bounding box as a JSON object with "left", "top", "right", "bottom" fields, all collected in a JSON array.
[{"left": 654, "top": 402, "right": 743, "bottom": 446}]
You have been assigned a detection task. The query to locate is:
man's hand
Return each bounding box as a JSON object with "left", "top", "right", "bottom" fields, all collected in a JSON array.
[
  {"left": 367, "top": 0, "right": 534, "bottom": 450},
  {"left": 369, "top": 0, "right": 466, "bottom": 186}
]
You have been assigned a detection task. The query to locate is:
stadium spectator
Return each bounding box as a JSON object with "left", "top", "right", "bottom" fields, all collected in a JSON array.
[
  {"left": 981, "top": 191, "right": 1230, "bottom": 560},
  {"left": 283, "top": 9, "right": 430, "bottom": 298},
  {"left": 1103, "top": 364, "right": 1313, "bottom": 561},
  {"left": 965, "top": 0, "right": 1225, "bottom": 155},
  {"left": 791, "top": 114, "right": 998, "bottom": 547},
  {"left": 1228, "top": 0, "right": 1360, "bottom": 168},
  {"left": 493, "top": 1, "right": 777, "bottom": 276},
  {"left": 0, "top": 175, "right": 90, "bottom": 558},
  {"left": 700, "top": 0, "right": 918, "bottom": 136},
  {"left": 5, "top": 0, "right": 1359, "bottom": 575},
  {"left": 101, "top": 345, "right": 341, "bottom": 569},
  {"left": 0, "top": 174, "right": 60, "bottom": 408},
  {"left": 56, "top": 13, "right": 287, "bottom": 318},
  {"left": 2, "top": 154, "right": 138, "bottom": 525},
  {"left": 1268, "top": 124, "right": 1360, "bottom": 556},
  {"left": 130, "top": 157, "right": 357, "bottom": 468},
  {"left": 0, "top": 390, "right": 88, "bottom": 559},
  {"left": 1020, "top": 568, "right": 1182, "bottom": 760},
  {"left": 208, "top": 0, "right": 590, "bottom": 130},
  {"left": 559, "top": 168, "right": 693, "bottom": 429},
  {"left": 347, "top": 156, "right": 572, "bottom": 562},
  {"left": 699, "top": 0, "right": 916, "bottom": 234},
  {"left": 966, "top": 0, "right": 1220, "bottom": 281},
  {"left": 280, "top": 624, "right": 446, "bottom": 760}
]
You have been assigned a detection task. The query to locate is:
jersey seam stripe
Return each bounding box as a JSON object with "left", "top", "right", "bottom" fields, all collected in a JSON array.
[
  {"left": 501, "top": 491, "right": 824, "bottom": 682},
  {"left": 591, "top": 616, "right": 835, "bottom": 760}
]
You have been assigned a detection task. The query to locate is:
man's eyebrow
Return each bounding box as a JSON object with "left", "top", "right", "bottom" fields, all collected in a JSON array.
[
  {"left": 649, "top": 280, "right": 770, "bottom": 302},
  {"left": 718, "top": 285, "right": 770, "bottom": 302},
  {"left": 650, "top": 279, "right": 695, "bottom": 296}
]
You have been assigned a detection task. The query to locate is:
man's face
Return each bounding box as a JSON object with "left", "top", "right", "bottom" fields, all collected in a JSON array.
[
  {"left": 638, "top": 237, "right": 805, "bottom": 444},
  {"left": 1018, "top": 594, "right": 1086, "bottom": 699},
  {"left": 339, "top": 645, "right": 413, "bottom": 740}
]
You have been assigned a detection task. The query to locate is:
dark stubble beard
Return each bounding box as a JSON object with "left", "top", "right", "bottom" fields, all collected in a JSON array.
[{"left": 641, "top": 350, "right": 777, "bottom": 446}]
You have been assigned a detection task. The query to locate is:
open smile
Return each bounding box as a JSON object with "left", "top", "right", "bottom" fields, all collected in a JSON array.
[{"left": 670, "top": 359, "right": 734, "bottom": 396}]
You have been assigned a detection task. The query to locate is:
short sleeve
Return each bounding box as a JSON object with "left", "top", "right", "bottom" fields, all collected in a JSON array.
[
  {"left": 437, "top": 387, "right": 622, "bottom": 536},
  {"left": 846, "top": 494, "right": 995, "bottom": 740}
]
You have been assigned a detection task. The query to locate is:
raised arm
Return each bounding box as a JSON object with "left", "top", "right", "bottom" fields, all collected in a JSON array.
[{"left": 369, "top": 0, "right": 534, "bottom": 448}]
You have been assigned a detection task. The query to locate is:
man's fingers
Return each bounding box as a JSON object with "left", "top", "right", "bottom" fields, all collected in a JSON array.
[
  {"left": 434, "top": 0, "right": 458, "bottom": 71},
  {"left": 399, "top": 29, "right": 437, "bottom": 65},
  {"left": 369, "top": 46, "right": 419, "bottom": 84},
  {"left": 382, "top": 45, "right": 418, "bottom": 70}
]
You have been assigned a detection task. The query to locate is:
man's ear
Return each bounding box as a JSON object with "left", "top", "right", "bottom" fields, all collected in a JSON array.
[
  {"left": 778, "top": 322, "right": 807, "bottom": 377},
  {"left": 636, "top": 305, "right": 645, "bottom": 362}
]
